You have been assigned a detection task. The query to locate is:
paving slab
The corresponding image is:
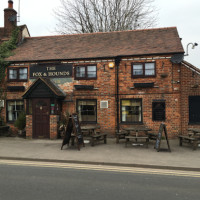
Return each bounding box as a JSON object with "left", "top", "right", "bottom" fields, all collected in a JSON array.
[{"left": 0, "top": 137, "right": 199, "bottom": 170}]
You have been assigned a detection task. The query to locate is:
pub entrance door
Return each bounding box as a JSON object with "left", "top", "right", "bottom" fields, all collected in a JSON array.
[{"left": 32, "top": 98, "right": 50, "bottom": 139}]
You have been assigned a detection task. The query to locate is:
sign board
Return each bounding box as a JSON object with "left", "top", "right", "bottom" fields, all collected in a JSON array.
[
  {"left": 61, "top": 113, "right": 84, "bottom": 150},
  {"left": 155, "top": 123, "right": 171, "bottom": 152},
  {"left": 61, "top": 117, "right": 73, "bottom": 150},
  {"left": 71, "top": 113, "right": 84, "bottom": 148},
  {"left": 30, "top": 63, "right": 72, "bottom": 78}
]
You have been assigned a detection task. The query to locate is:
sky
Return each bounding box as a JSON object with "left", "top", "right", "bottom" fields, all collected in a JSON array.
[{"left": 0, "top": 0, "right": 199, "bottom": 67}]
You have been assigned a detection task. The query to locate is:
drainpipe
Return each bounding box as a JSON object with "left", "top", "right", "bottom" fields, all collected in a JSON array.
[{"left": 115, "top": 56, "right": 121, "bottom": 133}]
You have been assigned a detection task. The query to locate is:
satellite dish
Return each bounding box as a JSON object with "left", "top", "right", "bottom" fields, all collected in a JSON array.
[{"left": 170, "top": 54, "right": 184, "bottom": 64}]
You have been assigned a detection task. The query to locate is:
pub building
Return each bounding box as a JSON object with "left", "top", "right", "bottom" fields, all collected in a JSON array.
[{"left": 1, "top": 1, "right": 200, "bottom": 139}]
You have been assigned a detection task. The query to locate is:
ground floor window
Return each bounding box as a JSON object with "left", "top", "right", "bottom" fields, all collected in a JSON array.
[
  {"left": 189, "top": 96, "right": 200, "bottom": 124},
  {"left": 7, "top": 100, "right": 24, "bottom": 122},
  {"left": 152, "top": 101, "right": 165, "bottom": 121},
  {"left": 77, "top": 99, "right": 97, "bottom": 123},
  {"left": 121, "top": 99, "right": 142, "bottom": 123}
]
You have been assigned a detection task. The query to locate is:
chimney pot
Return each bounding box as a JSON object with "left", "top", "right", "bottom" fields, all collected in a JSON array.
[{"left": 8, "top": 0, "right": 13, "bottom": 9}]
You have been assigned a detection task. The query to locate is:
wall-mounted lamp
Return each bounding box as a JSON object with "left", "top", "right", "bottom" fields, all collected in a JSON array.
[
  {"left": 108, "top": 62, "right": 115, "bottom": 69},
  {"left": 185, "top": 42, "right": 198, "bottom": 56}
]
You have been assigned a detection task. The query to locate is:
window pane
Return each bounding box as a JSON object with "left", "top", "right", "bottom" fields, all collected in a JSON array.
[
  {"left": 133, "top": 64, "right": 143, "bottom": 75},
  {"left": 77, "top": 100, "right": 96, "bottom": 122},
  {"left": 9, "top": 69, "right": 17, "bottom": 79},
  {"left": 76, "top": 66, "right": 85, "bottom": 78},
  {"left": 19, "top": 68, "right": 28, "bottom": 80},
  {"left": 7, "top": 100, "right": 24, "bottom": 121},
  {"left": 145, "top": 63, "right": 155, "bottom": 76},
  {"left": 121, "top": 99, "right": 142, "bottom": 123},
  {"left": 87, "top": 66, "right": 96, "bottom": 78}
]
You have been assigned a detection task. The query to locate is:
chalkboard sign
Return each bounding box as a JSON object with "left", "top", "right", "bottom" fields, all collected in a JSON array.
[
  {"left": 155, "top": 123, "right": 171, "bottom": 152},
  {"left": 71, "top": 113, "right": 84, "bottom": 150},
  {"left": 61, "top": 117, "right": 73, "bottom": 150},
  {"left": 61, "top": 113, "right": 84, "bottom": 150}
]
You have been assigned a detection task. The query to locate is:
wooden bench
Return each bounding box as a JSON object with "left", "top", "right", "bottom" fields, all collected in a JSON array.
[
  {"left": 147, "top": 133, "right": 157, "bottom": 141},
  {"left": 125, "top": 136, "right": 149, "bottom": 148},
  {"left": 91, "top": 132, "right": 107, "bottom": 146},
  {"left": 178, "top": 135, "right": 200, "bottom": 150},
  {"left": 116, "top": 130, "right": 129, "bottom": 143}
]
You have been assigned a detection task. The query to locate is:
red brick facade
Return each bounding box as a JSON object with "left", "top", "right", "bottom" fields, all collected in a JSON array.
[{"left": 2, "top": 55, "right": 200, "bottom": 139}]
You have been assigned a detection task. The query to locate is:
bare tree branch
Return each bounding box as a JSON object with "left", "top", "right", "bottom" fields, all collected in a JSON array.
[{"left": 54, "top": 0, "right": 157, "bottom": 34}]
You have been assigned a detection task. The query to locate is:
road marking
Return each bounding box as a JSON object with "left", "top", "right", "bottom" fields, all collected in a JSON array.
[{"left": 0, "top": 159, "right": 200, "bottom": 178}]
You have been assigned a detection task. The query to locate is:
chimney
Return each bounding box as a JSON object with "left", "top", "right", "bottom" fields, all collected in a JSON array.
[
  {"left": 4, "top": 0, "right": 17, "bottom": 37},
  {"left": 8, "top": 0, "right": 13, "bottom": 9}
]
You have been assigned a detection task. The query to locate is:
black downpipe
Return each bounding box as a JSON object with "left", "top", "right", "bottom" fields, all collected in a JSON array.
[{"left": 115, "top": 56, "right": 121, "bottom": 133}]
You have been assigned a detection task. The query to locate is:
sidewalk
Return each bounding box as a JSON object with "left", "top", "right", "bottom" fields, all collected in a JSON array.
[{"left": 0, "top": 137, "right": 199, "bottom": 171}]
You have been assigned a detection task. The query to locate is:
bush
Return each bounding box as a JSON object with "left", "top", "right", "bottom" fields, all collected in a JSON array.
[{"left": 14, "top": 111, "right": 26, "bottom": 130}]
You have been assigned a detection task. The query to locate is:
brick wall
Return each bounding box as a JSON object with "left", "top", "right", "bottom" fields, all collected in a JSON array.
[{"left": 3, "top": 56, "right": 200, "bottom": 139}]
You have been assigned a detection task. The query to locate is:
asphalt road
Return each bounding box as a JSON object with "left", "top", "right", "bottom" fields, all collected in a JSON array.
[{"left": 0, "top": 161, "right": 200, "bottom": 200}]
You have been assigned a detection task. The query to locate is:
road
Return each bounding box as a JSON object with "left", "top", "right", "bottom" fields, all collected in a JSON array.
[{"left": 0, "top": 160, "right": 200, "bottom": 200}]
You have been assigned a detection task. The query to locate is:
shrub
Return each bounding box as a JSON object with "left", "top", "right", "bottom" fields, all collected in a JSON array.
[{"left": 14, "top": 111, "right": 26, "bottom": 130}]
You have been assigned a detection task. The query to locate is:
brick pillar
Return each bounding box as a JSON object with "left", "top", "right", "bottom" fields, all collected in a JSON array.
[
  {"left": 26, "top": 115, "right": 32, "bottom": 139},
  {"left": 50, "top": 115, "right": 59, "bottom": 139}
]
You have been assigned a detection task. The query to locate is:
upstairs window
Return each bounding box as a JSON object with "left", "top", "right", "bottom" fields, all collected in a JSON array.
[
  {"left": 8, "top": 68, "right": 28, "bottom": 81},
  {"left": 132, "top": 62, "right": 155, "bottom": 78},
  {"left": 75, "top": 65, "right": 97, "bottom": 79}
]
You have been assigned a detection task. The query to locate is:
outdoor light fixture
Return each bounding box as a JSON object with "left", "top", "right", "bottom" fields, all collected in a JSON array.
[
  {"left": 185, "top": 42, "right": 198, "bottom": 56},
  {"left": 108, "top": 62, "right": 115, "bottom": 69}
]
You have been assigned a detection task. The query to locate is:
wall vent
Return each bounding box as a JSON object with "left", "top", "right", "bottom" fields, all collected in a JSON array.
[
  {"left": 0, "top": 100, "right": 4, "bottom": 108},
  {"left": 100, "top": 101, "right": 108, "bottom": 109}
]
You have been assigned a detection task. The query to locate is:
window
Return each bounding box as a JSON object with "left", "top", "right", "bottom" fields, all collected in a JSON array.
[
  {"left": 132, "top": 62, "right": 155, "bottom": 77},
  {"left": 189, "top": 96, "right": 200, "bottom": 124},
  {"left": 77, "top": 100, "right": 97, "bottom": 123},
  {"left": 8, "top": 68, "right": 28, "bottom": 81},
  {"left": 7, "top": 100, "right": 24, "bottom": 122},
  {"left": 121, "top": 99, "right": 142, "bottom": 123},
  {"left": 152, "top": 102, "right": 165, "bottom": 121},
  {"left": 75, "top": 65, "right": 97, "bottom": 79}
]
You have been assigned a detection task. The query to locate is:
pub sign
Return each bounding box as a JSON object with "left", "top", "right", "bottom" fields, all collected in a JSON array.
[{"left": 30, "top": 63, "right": 73, "bottom": 78}]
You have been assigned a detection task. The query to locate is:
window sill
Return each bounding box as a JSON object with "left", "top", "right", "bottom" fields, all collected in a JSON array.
[{"left": 188, "top": 122, "right": 200, "bottom": 125}]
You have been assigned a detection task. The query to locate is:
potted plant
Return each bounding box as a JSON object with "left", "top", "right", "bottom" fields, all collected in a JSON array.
[{"left": 14, "top": 111, "right": 26, "bottom": 137}]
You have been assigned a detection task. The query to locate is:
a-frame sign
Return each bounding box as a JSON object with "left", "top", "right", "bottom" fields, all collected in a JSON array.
[
  {"left": 155, "top": 123, "right": 171, "bottom": 152},
  {"left": 61, "top": 113, "right": 84, "bottom": 151}
]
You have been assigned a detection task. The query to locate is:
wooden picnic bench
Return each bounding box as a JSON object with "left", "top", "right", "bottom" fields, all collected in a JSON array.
[
  {"left": 125, "top": 136, "right": 149, "bottom": 148},
  {"left": 91, "top": 132, "right": 107, "bottom": 146},
  {"left": 116, "top": 130, "right": 129, "bottom": 143},
  {"left": 178, "top": 135, "right": 200, "bottom": 150}
]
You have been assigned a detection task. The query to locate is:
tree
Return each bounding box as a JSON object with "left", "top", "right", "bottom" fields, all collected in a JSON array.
[
  {"left": 54, "top": 0, "right": 157, "bottom": 34},
  {"left": 0, "top": 28, "right": 19, "bottom": 124}
]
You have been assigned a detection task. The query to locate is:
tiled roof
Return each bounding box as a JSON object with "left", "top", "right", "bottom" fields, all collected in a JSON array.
[{"left": 6, "top": 27, "right": 184, "bottom": 62}]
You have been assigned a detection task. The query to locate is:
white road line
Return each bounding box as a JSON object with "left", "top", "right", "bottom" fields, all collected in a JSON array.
[{"left": 0, "top": 159, "right": 200, "bottom": 178}]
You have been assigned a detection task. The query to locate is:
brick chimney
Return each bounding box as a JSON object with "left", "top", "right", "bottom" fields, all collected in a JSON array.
[{"left": 4, "top": 0, "right": 17, "bottom": 37}]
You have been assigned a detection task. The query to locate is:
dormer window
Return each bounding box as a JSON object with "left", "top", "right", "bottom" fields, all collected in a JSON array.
[{"left": 132, "top": 62, "right": 156, "bottom": 78}]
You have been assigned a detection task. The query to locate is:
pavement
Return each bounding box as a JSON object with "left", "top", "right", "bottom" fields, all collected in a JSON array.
[{"left": 0, "top": 136, "right": 200, "bottom": 171}]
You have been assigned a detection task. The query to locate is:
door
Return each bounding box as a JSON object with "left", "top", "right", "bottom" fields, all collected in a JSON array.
[{"left": 32, "top": 98, "right": 50, "bottom": 139}]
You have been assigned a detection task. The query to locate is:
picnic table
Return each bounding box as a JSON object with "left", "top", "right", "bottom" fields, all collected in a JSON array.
[
  {"left": 81, "top": 125, "right": 107, "bottom": 146},
  {"left": 122, "top": 126, "right": 152, "bottom": 148},
  {"left": 178, "top": 128, "right": 200, "bottom": 150}
]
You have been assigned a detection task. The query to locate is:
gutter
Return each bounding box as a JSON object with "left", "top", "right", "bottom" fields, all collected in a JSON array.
[{"left": 115, "top": 56, "right": 121, "bottom": 133}]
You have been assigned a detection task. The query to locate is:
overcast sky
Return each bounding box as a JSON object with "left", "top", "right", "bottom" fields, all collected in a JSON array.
[{"left": 0, "top": 0, "right": 199, "bottom": 67}]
